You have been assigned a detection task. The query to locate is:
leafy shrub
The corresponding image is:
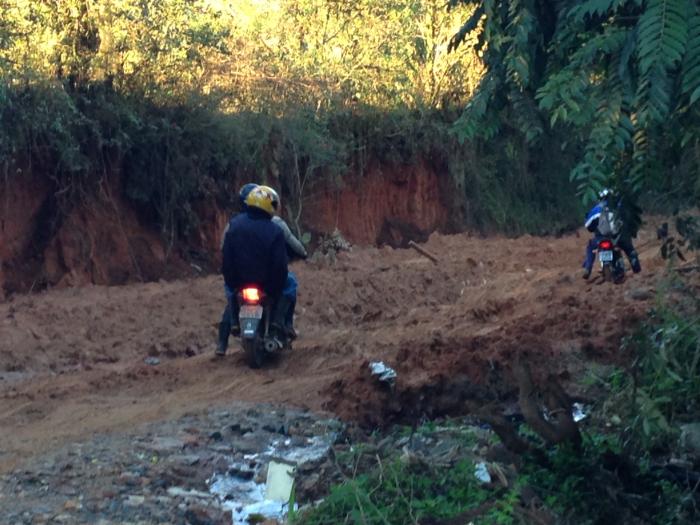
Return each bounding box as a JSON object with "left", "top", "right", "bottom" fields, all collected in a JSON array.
[
  {"left": 620, "top": 295, "right": 700, "bottom": 451},
  {"left": 296, "top": 457, "right": 490, "bottom": 525},
  {"left": 0, "top": 79, "right": 584, "bottom": 241}
]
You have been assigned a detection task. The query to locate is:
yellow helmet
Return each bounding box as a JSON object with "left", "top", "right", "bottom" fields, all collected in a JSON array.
[{"left": 245, "top": 185, "right": 280, "bottom": 216}]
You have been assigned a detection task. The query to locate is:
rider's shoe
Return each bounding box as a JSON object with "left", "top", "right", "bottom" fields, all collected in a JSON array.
[
  {"left": 582, "top": 269, "right": 591, "bottom": 280},
  {"left": 216, "top": 320, "right": 230, "bottom": 356}
]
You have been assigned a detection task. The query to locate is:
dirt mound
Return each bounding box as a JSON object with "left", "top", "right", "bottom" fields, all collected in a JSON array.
[{"left": 0, "top": 219, "right": 667, "bottom": 472}]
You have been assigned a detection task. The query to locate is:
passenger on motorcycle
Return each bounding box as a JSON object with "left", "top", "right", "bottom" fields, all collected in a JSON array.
[
  {"left": 582, "top": 188, "right": 641, "bottom": 279},
  {"left": 262, "top": 186, "right": 307, "bottom": 339},
  {"left": 216, "top": 184, "right": 307, "bottom": 356},
  {"left": 219, "top": 186, "right": 288, "bottom": 355}
]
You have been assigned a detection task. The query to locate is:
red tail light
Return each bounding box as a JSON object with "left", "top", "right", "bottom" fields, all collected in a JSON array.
[
  {"left": 241, "top": 287, "right": 261, "bottom": 303},
  {"left": 599, "top": 240, "right": 613, "bottom": 250}
]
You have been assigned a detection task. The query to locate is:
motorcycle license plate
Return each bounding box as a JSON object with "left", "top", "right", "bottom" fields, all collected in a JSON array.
[
  {"left": 240, "top": 305, "right": 263, "bottom": 319},
  {"left": 599, "top": 250, "right": 613, "bottom": 262}
]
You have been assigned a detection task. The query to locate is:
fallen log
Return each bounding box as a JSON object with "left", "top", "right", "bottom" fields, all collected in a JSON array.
[{"left": 408, "top": 240, "right": 439, "bottom": 265}]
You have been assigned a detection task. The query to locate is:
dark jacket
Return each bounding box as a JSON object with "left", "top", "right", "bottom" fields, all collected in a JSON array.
[{"left": 222, "top": 208, "right": 288, "bottom": 298}]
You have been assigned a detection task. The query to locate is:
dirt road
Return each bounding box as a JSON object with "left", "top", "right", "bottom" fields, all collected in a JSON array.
[{"left": 0, "top": 222, "right": 666, "bottom": 473}]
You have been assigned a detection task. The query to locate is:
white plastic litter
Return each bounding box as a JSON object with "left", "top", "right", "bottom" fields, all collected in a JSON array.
[
  {"left": 572, "top": 402, "right": 588, "bottom": 422},
  {"left": 474, "top": 462, "right": 491, "bottom": 483},
  {"left": 369, "top": 361, "right": 397, "bottom": 385}
]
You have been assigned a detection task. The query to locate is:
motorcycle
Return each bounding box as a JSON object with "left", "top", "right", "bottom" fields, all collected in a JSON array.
[
  {"left": 597, "top": 236, "right": 625, "bottom": 283},
  {"left": 236, "top": 285, "right": 288, "bottom": 368}
]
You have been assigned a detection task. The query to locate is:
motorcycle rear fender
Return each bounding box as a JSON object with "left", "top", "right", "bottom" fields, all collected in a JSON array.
[{"left": 240, "top": 317, "right": 262, "bottom": 339}]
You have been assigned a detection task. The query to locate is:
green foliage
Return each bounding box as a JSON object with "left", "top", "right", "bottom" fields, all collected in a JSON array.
[
  {"left": 298, "top": 413, "right": 697, "bottom": 525},
  {"left": 520, "top": 433, "right": 693, "bottom": 524},
  {"left": 463, "top": 132, "right": 583, "bottom": 234},
  {"left": 0, "top": 0, "right": 481, "bottom": 112},
  {"left": 296, "top": 457, "right": 490, "bottom": 525},
  {"left": 0, "top": 1, "right": 522, "bottom": 243},
  {"left": 620, "top": 295, "right": 700, "bottom": 450},
  {"left": 450, "top": 0, "right": 700, "bottom": 205}
]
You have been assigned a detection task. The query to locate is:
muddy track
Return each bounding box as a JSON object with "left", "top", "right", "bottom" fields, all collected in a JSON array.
[{"left": 0, "top": 222, "right": 665, "bottom": 473}]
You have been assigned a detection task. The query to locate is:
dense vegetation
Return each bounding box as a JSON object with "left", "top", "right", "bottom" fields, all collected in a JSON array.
[
  {"left": 0, "top": 0, "right": 585, "bottom": 238},
  {"left": 449, "top": 0, "right": 700, "bottom": 207}
]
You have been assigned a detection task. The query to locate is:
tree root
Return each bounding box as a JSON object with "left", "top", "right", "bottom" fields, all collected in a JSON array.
[{"left": 472, "top": 356, "right": 581, "bottom": 456}]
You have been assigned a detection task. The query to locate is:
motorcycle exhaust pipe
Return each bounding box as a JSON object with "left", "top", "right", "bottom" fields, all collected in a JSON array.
[{"left": 264, "top": 338, "right": 281, "bottom": 353}]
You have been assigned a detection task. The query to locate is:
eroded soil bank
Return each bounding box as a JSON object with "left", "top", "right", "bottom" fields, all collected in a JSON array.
[{"left": 0, "top": 160, "right": 454, "bottom": 298}]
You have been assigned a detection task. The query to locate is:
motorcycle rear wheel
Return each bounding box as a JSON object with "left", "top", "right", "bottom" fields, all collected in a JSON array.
[
  {"left": 602, "top": 264, "right": 613, "bottom": 282},
  {"left": 242, "top": 338, "right": 264, "bottom": 369}
]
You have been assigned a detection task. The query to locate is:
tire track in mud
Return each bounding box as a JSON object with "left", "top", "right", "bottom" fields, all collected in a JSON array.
[{"left": 0, "top": 223, "right": 665, "bottom": 472}]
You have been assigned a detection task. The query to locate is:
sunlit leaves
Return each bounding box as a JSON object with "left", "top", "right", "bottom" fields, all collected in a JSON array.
[{"left": 0, "top": 0, "right": 482, "bottom": 113}]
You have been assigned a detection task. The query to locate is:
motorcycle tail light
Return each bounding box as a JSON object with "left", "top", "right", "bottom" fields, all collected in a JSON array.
[
  {"left": 599, "top": 240, "right": 613, "bottom": 250},
  {"left": 242, "top": 287, "right": 261, "bottom": 303}
]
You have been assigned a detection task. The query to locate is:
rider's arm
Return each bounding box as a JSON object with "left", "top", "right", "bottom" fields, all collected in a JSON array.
[
  {"left": 585, "top": 204, "right": 601, "bottom": 233},
  {"left": 272, "top": 216, "right": 307, "bottom": 259},
  {"left": 221, "top": 229, "right": 237, "bottom": 291}
]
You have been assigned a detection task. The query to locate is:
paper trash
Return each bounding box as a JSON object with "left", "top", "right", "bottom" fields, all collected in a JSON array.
[{"left": 265, "top": 459, "right": 296, "bottom": 503}]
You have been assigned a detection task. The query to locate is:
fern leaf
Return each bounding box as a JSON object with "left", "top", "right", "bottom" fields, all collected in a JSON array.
[
  {"left": 569, "top": 0, "right": 622, "bottom": 22},
  {"left": 618, "top": 28, "right": 636, "bottom": 91},
  {"left": 452, "top": 71, "right": 500, "bottom": 141},
  {"left": 681, "top": 11, "right": 700, "bottom": 100},
  {"left": 690, "top": 85, "right": 700, "bottom": 105},
  {"left": 448, "top": 5, "right": 485, "bottom": 52},
  {"left": 637, "top": 0, "right": 689, "bottom": 75},
  {"left": 504, "top": 0, "right": 537, "bottom": 88},
  {"left": 636, "top": 0, "right": 690, "bottom": 125}
]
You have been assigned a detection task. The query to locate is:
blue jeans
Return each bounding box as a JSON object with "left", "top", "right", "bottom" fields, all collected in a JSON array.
[
  {"left": 582, "top": 236, "right": 601, "bottom": 273},
  {"left": 283, "top": 272, "right": 298, "bottom": 328}
]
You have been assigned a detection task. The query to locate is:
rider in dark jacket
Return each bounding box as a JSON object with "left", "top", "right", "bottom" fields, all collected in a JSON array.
[
  {"left": 216, "top": 186, "right": 288, "bottom": 356},
  {"left": 217, "top": 183, "right": 309, "bottom": 355},
  {"left": 222, "top": 214, "right": 287, "bottom": 298},
  {"left": 216, "top": 183, "right": 255, "bottom": 356},
  {"left": 582, "top": 188, "right": 641, "bottom": 279}
]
